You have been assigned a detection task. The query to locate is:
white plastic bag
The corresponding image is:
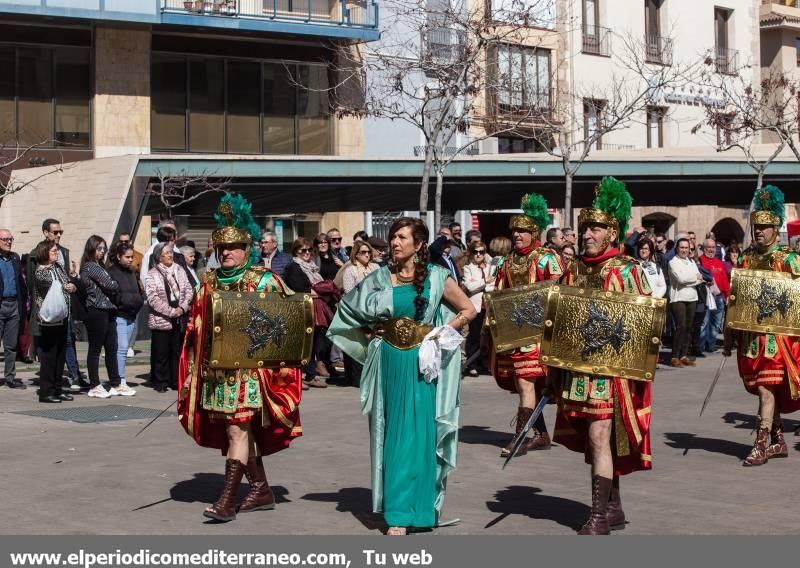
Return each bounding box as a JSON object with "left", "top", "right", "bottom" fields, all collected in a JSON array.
[
  {"left": 706, "top": 286, "right": 717, "bottom": 311},
  {"left": 419, "top": 325, "right": 465, "bottom": 383},
  {"left": 40, "top": 281, "right": 68, "bottom": 323}
]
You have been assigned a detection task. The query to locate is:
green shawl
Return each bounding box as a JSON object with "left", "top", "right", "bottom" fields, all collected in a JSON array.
[{"left": 327, "top": 265, "right": 461, "bottom": 520}]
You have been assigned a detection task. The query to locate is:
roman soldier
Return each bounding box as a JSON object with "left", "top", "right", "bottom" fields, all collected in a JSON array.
[
  {"left": 554, "top": 177, "right": 652, "bottom": 535},
  {"left": 178, "top": 194, "right": 303, "bottom": 522},
  {"left": 724, "top": 185, "right": 800, "bottom": 466},
  {"left": 491, "top": 193, "right": 563, "bottom": 457}
]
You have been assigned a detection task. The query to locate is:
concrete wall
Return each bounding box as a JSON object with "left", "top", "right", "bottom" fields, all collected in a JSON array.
[{"left": 93, "top": 26, "right": 151, "bottom": 158}]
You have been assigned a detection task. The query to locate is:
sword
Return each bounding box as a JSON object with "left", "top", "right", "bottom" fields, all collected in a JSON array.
[
  {"left": 699, "top": 356, "right": 728, "bottom": 417},
  {"left": 135, "top": 399, "right": 177, "bottom": 437},
  {"left": 502, "top": 392, "right": 550, "bottom": 470}
]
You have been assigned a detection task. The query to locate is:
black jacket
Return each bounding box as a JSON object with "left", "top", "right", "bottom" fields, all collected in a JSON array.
[
  {"left": 284, "top": 262, "right": 312, "bottom": 293},
  {"left": 0, "top": 251, "right": 28, "bottom": 321},
  {"left": 107, "top": 264, "right": 144, "bottom": 320},
  {"left": 428, "top": 236, "right": 461, "bottom": 282},
  {"left": 27, "top": 244, "right": 70, "bottom": 296}
]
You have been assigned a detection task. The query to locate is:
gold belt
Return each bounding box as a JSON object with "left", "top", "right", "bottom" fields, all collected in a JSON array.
[{"left": 382, "top": 317, "right": 433, "bottom": 350}]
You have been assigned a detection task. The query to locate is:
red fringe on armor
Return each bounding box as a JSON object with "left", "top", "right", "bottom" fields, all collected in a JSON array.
[{"left": 554, "top": 378, "right": 652, "bottom": 476}]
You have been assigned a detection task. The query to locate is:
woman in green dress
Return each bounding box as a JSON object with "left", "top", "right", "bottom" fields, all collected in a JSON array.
[{"left": 328, "top": 218, "right": 476, "bottom": 535}]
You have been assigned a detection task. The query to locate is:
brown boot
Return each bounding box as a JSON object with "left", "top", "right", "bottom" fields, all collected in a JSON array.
[
  {"left": 203, "top": 458, "right": 247, "bottom": 522},
  {"left": 670, "top": 358, "right": 684, "bottom": 368},
  {"left": 500, "top": 407, "right": 533, "bottom": 458},
  {"left": 526, "top": 430, "right": 552, "bottom": 451},
  {"left": 578, "top": 475, "right": 612, "bottom": 535},
  {"left": 743, "top": 427, "right": 770, "bottom": 467},
  {"left": 239, "top": 456, "right": 276, "bottom": 513},
  {"left": 766, "top": 421, "right": 789, "bottom": 459},
  {"left": 606, "top": 476, "right": 626, "bottom": 530},
  {"left": 680, "top": 357, "right": 696, "bottom": 367},
  {"left": 315, "top": 360, "right": 330, "bottom": 378}
]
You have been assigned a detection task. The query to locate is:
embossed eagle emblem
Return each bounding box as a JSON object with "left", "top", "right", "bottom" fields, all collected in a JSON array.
[
  {"left": 756, "top": 279, "right": 792, "bottom": 323},
  {"left": 240, "top": 303, "right": 288, "bottom": 357},
  {"left": 580, "top": 301, "right": 631, "bottom": 360},
  {"left": 511, "top": 295, "right": 546, "bottom": 329}
]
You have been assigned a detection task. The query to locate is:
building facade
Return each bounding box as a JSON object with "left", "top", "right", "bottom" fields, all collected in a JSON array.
[{"left": 0, "top": 0, "right": 378, "bottom": 252}]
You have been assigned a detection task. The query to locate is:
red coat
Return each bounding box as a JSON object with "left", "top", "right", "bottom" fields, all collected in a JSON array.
[{"left": 699, "top": 255, "right": 730, "bottom": 299}]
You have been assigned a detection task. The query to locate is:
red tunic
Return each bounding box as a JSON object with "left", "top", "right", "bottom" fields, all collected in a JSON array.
[
  {"left": 178, "top": 269, "right": 303, "bottom": 456},
  {"left": 735, "top": 246, "right": 800, "bottom": 414},
  {"left": 553, "top": 248, "right": 653, "bottom": 476},
  {"left": 490, "top": 244, "right": 563, "bottom": 393}
]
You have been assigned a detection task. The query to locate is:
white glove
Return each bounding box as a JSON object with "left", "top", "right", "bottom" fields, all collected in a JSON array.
[{"left": 419, "top": 325, "right": 465, "bottom": 383}]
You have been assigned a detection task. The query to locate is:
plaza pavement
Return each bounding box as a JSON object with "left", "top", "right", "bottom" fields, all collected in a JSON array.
[{"left": 1, "top": 350, "right": 798, "bottom": 535}]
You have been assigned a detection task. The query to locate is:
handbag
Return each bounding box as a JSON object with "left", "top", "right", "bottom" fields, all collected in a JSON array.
[{"left": 40, "top": 279, "right": 68, "bottom": 323}]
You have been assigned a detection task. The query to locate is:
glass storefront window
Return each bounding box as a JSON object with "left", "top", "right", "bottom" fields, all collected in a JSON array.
[
  {"left": 151, "top": 55, "right": 331, "bottom": 155},
  {"left": 189, "top": 59, "right": 225, "bottom": 153},
  {"left": 0, "top": 47, "right": 14, "bottom": 145},
  {"left": 227, "top": 61, "right": 261, "bottom": 154},
  {"left": 151, "top": 55, "right": 187, "bottom": 151},
  {"left": 55, "top": 48, "right": 91, "bottom": 147},
  {"left": 263, "top": 63, "right": 296, "bottom": 154},
  {"left": 17, "top": 47, "right": 53, "bottom": 146}
]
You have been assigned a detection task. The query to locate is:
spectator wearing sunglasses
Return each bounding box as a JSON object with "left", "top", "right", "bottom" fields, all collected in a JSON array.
[
  {"left": 461, "top": 240, "right": 494, "bottom": 377},
  {"left": 326, "top": 228, "right": 349, "bottom": 264}
]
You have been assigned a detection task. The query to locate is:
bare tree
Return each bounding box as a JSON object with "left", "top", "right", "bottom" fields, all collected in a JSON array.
[
  {"left": 694, "top": 65, "right": 797, "bottom": 189},
  {"left": 147, "top": 168, "right": 232, "bottom": 215},
  {"left": 331, "top": 0, "right": 561, "bottom": 229},
  {"left": 527, "top": 30, "right": 698, "bottom": 226},
  {"left": 0, "top": 140, "right": 69, "bottom": 199}
]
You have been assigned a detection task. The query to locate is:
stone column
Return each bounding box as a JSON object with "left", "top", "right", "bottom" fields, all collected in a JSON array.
[{"left": 93, "top": 26, "right": 151, "bottom": 158}]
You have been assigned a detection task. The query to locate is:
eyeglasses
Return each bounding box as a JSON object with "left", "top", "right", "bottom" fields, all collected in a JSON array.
[
  {"left": 357, "top": 250, "right": 370, "bottom": 256},
  {"left": 50, "top": 230, "right": 64, "bottom": 236},
  {"left": 330, "top": 237, "right": 342, "bottom": 243},
  {"left": 299, "top": 248, "right": 312, "bottom": 253},
  {"left": 97, "top": 247, "right": 107, "bottom": 253},
  {"left": 0, "top": 237, "right": 13, "bottom": 243},
  {"left": 473, "top": 250, "right": 486, "bottom": 255}
]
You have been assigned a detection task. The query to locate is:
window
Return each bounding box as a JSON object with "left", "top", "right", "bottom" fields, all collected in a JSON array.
[
  {"left": 151, "top": 55, "right": 331, "bottom": 155},
  {"left": 151, "top": 55, "right": 187, "bottom": 151},
  {"left": 715, "top": 8, "right": 735, "bottom": 74},
  {"left": 644, "top": 0, "right": 668, "bottom": 64},
  {"left": 0, "top": 47, "right": 14, "bottom": 144},
  {"left": 796, "top": 37, "right": 800, "bottom": 66},
  {"left": 55, "top": 49, "right": 91, "bottom": 146},
  {"left": 227, "top": 61, "right": 261, "bottom": 154},
  {"left": 189, "top": 59, "right": 225, "bottom": 153},
  {"left": 497, "top": 136, "right": 548, "bottom": 154},
  {"left": 716, "top": 114, "right": 733, "bottom": 147},
  {"left": 0, "top": 45, "right": 90, "bottom": 148},
  {"left": 495, "top": 45, "right": 551, "bottom": 115},
  {"left": 488, "top": 0, "right": 556, "bottom": 29},
  {"left": 583, "top": 98, "right": 606, "bottom": 150},
  {"left": 646, "top": 106, "right": 665, "bottom": 148},
  {"left": 583, "top": 0, "right": 598, "bottom": 30}
]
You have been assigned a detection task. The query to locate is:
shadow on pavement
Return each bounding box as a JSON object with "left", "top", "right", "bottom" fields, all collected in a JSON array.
[
  {"left": 301, "top": 487, "right": 383, "bottom": 532},
  {"left": 155, "top": 473, "right": 291, "bottom": 507},
  {"left": 722, "top": 412, "right": 800, "bottom": 431},
  {"left": 485, "top": 485, "right": 588, "bottom": 531},
  {"left": 458, "top": 425, "right": 509, "bottom": 449},
  {"left": 663, "top": 432, "right": 751, "bottom": 459}
]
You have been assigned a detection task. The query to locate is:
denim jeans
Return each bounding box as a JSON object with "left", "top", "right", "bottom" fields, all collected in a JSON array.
[
  {"left": 700, "top": 296, "right": 725, "bottom": 352},
  {"left": 116, "top": 316, "right": 136, "bottom": 382},
  {"left": 65, "top": 319, "right": 80, "bottom": 379}
]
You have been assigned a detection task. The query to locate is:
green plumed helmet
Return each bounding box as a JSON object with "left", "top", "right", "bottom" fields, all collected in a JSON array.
[
  {"left": 751, "top": 184, "right": 785, "bottom": 227},
  {"left": 212, "top": 193, "right": 263, "bottom": 265},
  {"left": 591, "top": 176, "right": 633, "bottom": 238},
  {"left": 510, "top": 193, "right": 550, "bottom": 234}
]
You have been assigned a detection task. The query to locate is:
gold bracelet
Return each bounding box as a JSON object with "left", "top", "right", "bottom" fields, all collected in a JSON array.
[{"left": 456, "top": 313, "right": 469, "bottom": 328}]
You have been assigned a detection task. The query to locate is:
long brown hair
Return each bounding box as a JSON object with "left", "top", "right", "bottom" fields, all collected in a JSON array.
[{"left": 388, "top": 217, "right": 430, "bottom": 322}]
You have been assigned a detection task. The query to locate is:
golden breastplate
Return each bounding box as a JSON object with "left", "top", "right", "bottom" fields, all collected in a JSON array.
[
  {"left": 572, "top": 260, "right": 609, "bottom": 290},
  {"left": 205, "top": 267, "right": 265, "bottom": 292},
  {"left": 506, "top": 251, "right": 536, "bottom": 287}
]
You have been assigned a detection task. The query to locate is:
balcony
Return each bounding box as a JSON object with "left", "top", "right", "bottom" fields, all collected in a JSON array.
[
  {"left": 493, "top": 88, "right": 555, "bottom": 122},
  {"left": 714, "top": 46, "right": 739, "bottom": 75},
  {"left": 582, "top": 25, "right": 611, "bottom": 57},
  {"left": 422, "top": 28, "right": 466, "bottom": 65},
  {"left": 0, "top": 0, "right": 379, "bottom": 42},
  {"left": 645, "top": 34, "right": 673, "bottom": 66}
]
